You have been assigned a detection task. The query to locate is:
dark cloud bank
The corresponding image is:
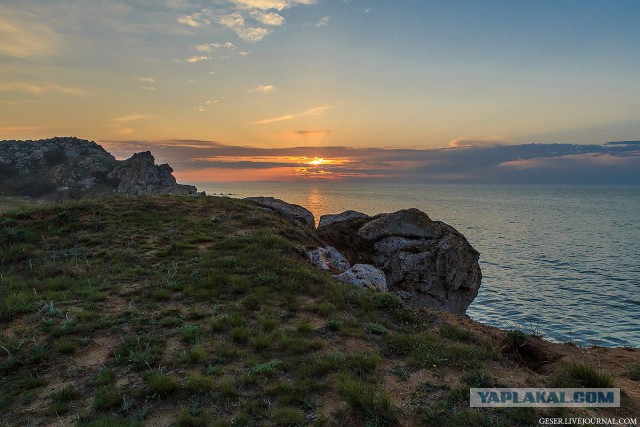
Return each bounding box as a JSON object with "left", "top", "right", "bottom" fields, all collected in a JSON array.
[{"left": 101, "top": 139, "right": 640, "bottom": 184}]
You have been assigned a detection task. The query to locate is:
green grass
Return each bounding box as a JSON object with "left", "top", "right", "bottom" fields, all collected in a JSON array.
[
  {"left": 337, "top": 375, "right": 398, "bottom": 425},
  {"left": 629, "top": 363, "right": 640, "bottom": 380},
  {"left": 271, "top": 407, "right": 306, "bottom": 426},
  {"left": 147, "top": 372, "right": 179, "bottom": 397},
  {"left": 93, "top": 386, "right": 123, "bottom": 411},
  {"left": 554, "top": 361, "right": 614, "bottom": 388},
  {"left": 0, "top": 195, "right": 627, "bottom": 425}
]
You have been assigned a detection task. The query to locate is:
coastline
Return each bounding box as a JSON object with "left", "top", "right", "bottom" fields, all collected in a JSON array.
[{"left": 0, "top": 195, "right": 637, "bottom": 425}]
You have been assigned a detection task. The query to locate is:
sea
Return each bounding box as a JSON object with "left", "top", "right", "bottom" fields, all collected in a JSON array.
[{"left": 197, "top": 182, "right": 640, "bottom": 348}]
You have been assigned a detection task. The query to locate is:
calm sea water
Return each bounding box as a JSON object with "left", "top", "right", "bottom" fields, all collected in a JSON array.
[{"left": 198, "top": 182, "right": 640, "bottom": 348}]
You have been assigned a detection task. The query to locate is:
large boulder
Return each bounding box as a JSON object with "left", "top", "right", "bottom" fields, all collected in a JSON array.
[
  {"left": 318, "top": 210, "right": 370, "bottom": 228},
  {"left": 107, "top": 151, "right": 197, "bottom": 196},
  {"left": 245, "top": 197, "right": 315, "bottom": 229},
  {"left": 334, "top": 264, "right": 388, "bottom": 292},
  {"left": 318, "top": 208, "right": 481, "bottom": 314}
]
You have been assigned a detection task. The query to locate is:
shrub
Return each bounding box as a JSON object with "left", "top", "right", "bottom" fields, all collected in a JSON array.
[
  {"left": 49, "top": 385, "right": 78, "bottom": 414},
  {"left": 93, "top": 386, "right": 123, "bottom": 410},
  {"left": 554, "top": 361, "right": 614, "bottom": 388},
  {"left": 20, "top": 176, "right": 57, "bottom": 197},
  {"left": 44, "top": 147, "right": 67, "bottom": 165},
  {"left": 462, "top": 370, "right": 493, "bottom": 387},
  {"left": 180, "top": 324, "right": 202, "bottom": 343},
  {"left": 503, "top": 329, "right": 528, "bottom": 354},
  {"left": 229, "top": 327, "right": 251, "bottom": 343},
  {"left": 185, "top": 373, "right": 214, "bottom": 394},
  {"left": 54, "top": 338, "right": 80, "bottom": 354},
  {"left": 440, "top": 323, "right": 477, "bottom": 343},
  {"left": 365, "top": 322, "right": 387, "bottom": 335},
  {"left": 337, "top": 376, "right": 398, "bottom": 425},
  {"left": 247, "top": 359, "right": 280, "bottom": 376},
  {"left": 629, "top": 363, "right": 640, "bottom": 380},
  {"left": 271, "top": 407, "right": 305, "bottom": 426},
  {"left": 147, "top": 372, "right": 179, "bottom": 396}
]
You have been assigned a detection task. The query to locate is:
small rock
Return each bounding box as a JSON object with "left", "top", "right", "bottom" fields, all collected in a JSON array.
[
  {"left": 306, "top": 246, "right": 350, "bottom": 273},
  {"left": 318, "top": 210, "right": 370, "bottom": 228},
  {"left": 334, "top": 264, "right": 388, "bottom": 292},
  {"left": 245, "top": 196, "right": 315, "bottom": 229}
]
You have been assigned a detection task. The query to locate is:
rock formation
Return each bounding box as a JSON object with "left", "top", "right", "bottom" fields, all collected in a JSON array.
[
  {"left": 0, "top": 137, "right": 198, "bottom": 198},
  {"left": 107, "top": 151, "right": 197, "bottom": 196},
  {"left": 244, "top": 197, "right": 315, "bottom": 229},
  {"left": 317, "top": 208, "right": 481, "bottom": 314},
  {"left": 306, "top": 246, "right": 350, "bottom": 273},
  {"left": 334, "top": 264, "right": 388, "bottom": 292},
  {"left": 318, "top": 210, "right": 370, "bottom": 228}
]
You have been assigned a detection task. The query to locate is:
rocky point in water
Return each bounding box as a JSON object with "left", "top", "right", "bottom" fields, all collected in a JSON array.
[
  {"left": 244, "top": 198, "right": 482, "bottom": 314},
  {"left": 0, "top": 137, "right": 198, "bottom": 198}
]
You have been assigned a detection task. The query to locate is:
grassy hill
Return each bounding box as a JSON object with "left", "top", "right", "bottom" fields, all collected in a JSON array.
[{"left": 0, "top": 196, "right": 638, "bottom": 426}]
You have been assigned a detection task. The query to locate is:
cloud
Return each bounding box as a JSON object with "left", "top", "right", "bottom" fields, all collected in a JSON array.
[
  {"left": 281, "top": 130, "right": 331, "bottom": 139},
  {"left": 177, "top": 0, "right": 317, "bottom": 43},
  {"left": 0, "top": 82, "right": 87, "bottom": 96},
  {"left": 113, "top": 114, "right": 154, "bottom": 122},
  {"left": 98, "top": 139, "right": 640, "bottom": 184},
  {"left": 136, "top": 77, "right": 156, "bottom": 83},
  {"left": 194, "top": 42, "right": 236, "bottom": 52},
  {"left": 185, "top": 55, "right": 210, "bottom": 63},
  {"left": 0, "top": 9, "right": 64, "bottom": 58},
  {"left": 448, "top": 138, "right": 503, "bottom": 148},
  {"left": 177, "top": 10, "right": 212, "bottom": 28},
  {"left": 315, "top": 16, "right": 330, "bottom": 28},
  {"left": 251, "top": 84, "right": 276, "bottom": 93},
  {"left": 252, "top": 11, "right": 285, "bottom": 26},
  {"left": 254, "top": 105, "right": 333, "bottom": 124}
]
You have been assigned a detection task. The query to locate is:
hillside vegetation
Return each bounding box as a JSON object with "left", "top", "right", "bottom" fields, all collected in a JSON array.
[{"left": 0, "top": 196, "right": 637, "bottom": 426}]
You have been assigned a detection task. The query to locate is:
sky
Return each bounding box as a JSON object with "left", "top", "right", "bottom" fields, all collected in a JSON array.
[{"left": 1, "top": 0, "right": 640, "bottom": 183}]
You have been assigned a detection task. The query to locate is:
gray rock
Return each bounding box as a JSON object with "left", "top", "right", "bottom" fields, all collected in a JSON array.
[
  {"left": 358, "top": 208, "right": 441, "bottom": 241},
  {"left": 306, "top": 246, "right": 350, "bottom": 273},
  {"left": 107, "top": 151, "right": 198, "bottom": 196},
  {"left": 320, "top": 208, "right": 481, "bottom": 314},
  {"left": 318, "top": 210, "right": 369, "bottom": 228},
  {"left": 245, "top": 196, "right": 315, "bottom": 229},
  {"left": 334, "top": 264, "right": 388, "bottom": 292}
]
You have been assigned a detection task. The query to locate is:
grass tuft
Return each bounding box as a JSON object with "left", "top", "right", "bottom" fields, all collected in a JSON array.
[{"left": 554, "top": 361, "right": 614, "bottom": 388}]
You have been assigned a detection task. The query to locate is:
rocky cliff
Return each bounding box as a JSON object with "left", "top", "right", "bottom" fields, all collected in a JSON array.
[{"left": 0, "top": 137, "right": 198, "bottom": 198}]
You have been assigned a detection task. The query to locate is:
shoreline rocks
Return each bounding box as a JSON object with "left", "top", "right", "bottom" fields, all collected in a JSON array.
[{"left": 317, "top": 208, "right": 482, "bottom": 314}]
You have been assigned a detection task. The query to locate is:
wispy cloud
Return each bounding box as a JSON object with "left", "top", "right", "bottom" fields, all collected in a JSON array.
[
  {"left": 250, "top": 84, "right": 277, "bottom": 94},
  {"left": 185, "top": 55, "right": 210, "bottom": 63},
  {"left": 254, "top": 105, "right": 333, "bottom": 124},
  {"left": 113, "top": 114, "right": 154, "bottom": 123},
  {"left": 315, "top": 16, "right": 330, "bottom": 28},
  {"left": 0, "top": 82, "right": 87, "bottom": 96},
  {"left": 194, "top": 42, "right": 236, "bottom": 52},
  {"left": 136, "top": 77, "right": 156, "bottom": 83},
  {"left": 0, "top": 9, "right": 64, "bottom": 58}
]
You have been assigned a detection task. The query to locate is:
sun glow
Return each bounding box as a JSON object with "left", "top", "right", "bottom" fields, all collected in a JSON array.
[{"left": 307, "top": 157, "right": 332, "bottom": 166}]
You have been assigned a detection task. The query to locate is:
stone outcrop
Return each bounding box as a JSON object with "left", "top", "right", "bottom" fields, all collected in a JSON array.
[
  {"left": 0, "top": 137, "right": 199, "bottom": 198},
  {"left": 334, "top": 264, "right": 388, "bottom": 292},
  {"left": 244, "top": 197, "right": 315, "bottom": 229},
  {"left": 318, "top": 208, "right": 481, "bottom": 314},
  {"left": 306, "top": 246, "right": 350, "bottom": 273},
  {"left": 318, "top": 210, "right": 370, "bottom": 228},
  {"left": 106, "top": 151, "right": 197, "bottom": 196}
]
